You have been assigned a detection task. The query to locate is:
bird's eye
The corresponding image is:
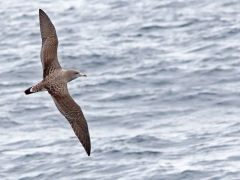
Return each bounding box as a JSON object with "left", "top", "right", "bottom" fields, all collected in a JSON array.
[{"left": 75, "top": 72, "right": 78, "bottom": 74}]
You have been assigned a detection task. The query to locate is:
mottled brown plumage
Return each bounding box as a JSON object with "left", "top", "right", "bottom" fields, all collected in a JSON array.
[{"left": 24, "top": 9, "right": 91, "bottom": 156}]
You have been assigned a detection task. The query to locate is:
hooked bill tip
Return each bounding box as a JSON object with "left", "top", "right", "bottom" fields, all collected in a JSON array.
[{"left": 79, "top": 73, "right": 87, "bottom": 77}]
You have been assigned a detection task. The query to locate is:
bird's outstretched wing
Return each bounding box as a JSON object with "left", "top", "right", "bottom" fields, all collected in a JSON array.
[
  {"left": 50, "top": 85, "right": 91, "bottom": 156},
  {"left": 39, "top": 9, "right": 62, "bottom": 78}
]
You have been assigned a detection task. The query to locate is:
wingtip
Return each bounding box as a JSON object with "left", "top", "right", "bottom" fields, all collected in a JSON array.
[
  {"left": 39, "top": 9, "right": 46, "bottom": 15},
  {"left": 85, "top": 145, "right": 91, "bottom": 156},
  {"left": 87, "top": 151, "right": 91, "bottom": 156},
  {"left": 87, "top": 140, "right": 91, "bottom": 156},
  {"left": 85, "top": 141, "right": 91, "bottom": 156}
]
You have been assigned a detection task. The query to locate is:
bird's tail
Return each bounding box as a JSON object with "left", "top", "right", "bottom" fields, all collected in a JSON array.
[
  {"left": 25, "top": 87, "right": 34, "bottom": 95},
  {"left": 24, "top": 81, "right": 46, "bottom": 95}
]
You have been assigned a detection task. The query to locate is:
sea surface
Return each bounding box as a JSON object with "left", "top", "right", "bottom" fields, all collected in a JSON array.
[{"left": 1, "top": 0, "right": 240, "bottom": 179}]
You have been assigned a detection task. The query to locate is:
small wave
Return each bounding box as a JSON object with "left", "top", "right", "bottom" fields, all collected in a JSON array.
[{"left": 140, "top": 21, "right": 194, "bottom": 31}]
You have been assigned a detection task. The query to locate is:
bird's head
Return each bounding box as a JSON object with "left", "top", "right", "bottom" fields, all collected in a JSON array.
[{"left": 66, "top": 69, "right": 87, "bottom": 82}]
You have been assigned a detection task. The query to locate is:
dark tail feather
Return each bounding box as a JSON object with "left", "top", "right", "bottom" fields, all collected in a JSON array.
[{"left": 25, "top": 87, "right": 34, "bottom": 95}]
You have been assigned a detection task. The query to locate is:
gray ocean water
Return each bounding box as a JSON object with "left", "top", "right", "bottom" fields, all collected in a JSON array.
[{"left": 1, "top": 0, "right": 240, "bottom": 179}]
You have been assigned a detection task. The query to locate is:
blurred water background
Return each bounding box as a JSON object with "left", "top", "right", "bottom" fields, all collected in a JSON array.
[{"left": 1, "top": 0, "right": 240, "bottom": 179}]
